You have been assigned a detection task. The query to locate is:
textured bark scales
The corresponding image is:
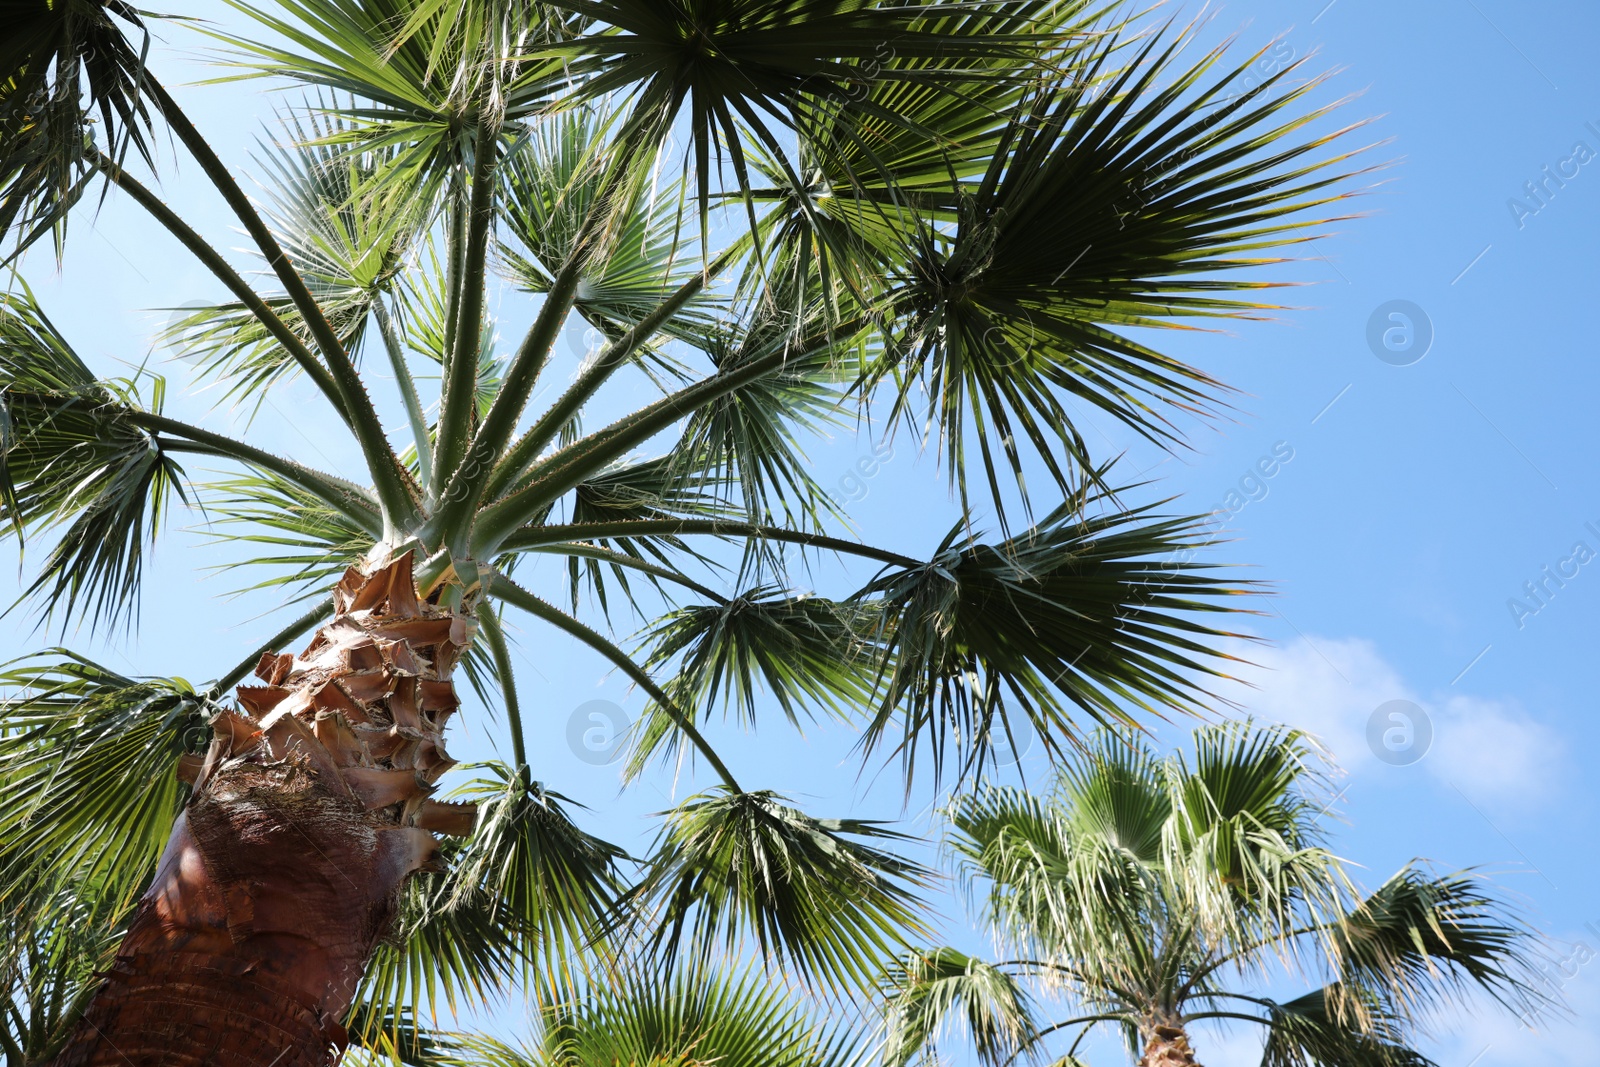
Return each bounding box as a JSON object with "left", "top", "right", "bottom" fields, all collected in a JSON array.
[
  {"left": 52, "top": 552, "right": 477, "bottom": 1067},
  {"left": 1138, "top": 1022, "right": 1201, "bottom": 1067}
]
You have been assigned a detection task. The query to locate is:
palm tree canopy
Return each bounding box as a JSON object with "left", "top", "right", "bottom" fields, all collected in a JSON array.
[
  {"left": 0, "top": 0, "right": 1373, "bottom": 1058},
  {"left": 882, "top": 722, "right": 1554, "bottom": 1067}
]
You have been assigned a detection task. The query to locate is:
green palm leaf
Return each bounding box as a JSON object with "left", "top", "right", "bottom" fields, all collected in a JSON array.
[
  {"left": 672, "top": 296, "right": 853, "bottom": 527},
  {"left": 630, "top": 787, "right": 930, "bottom": 991},
  {"left": 214, "top": 0, "right": 573, "bottom": 183},
  {"left": 161, "top": 106, "right": 429, "bottom": 411},
  {"left": 642, "top": 586, "right": 877, "bottom": 729},
  {"left": 1330, "top": 866, "right": 1547, "bottom": 1025},
  {"left": 498, "top": 109, "right": 713, "bottom": 347},
  {"left": 0, "top": 287, "right": 187, "bottom": 627},
  {"left": 556, "top": 454, "right": 732, "bottom": 613},
  {"left": 877, "top": 29, "right": 1373, "bottom": 513},
  {"left": 0, "top": 882, "right": 126, "bottom": 1066},
  {"left": 1258, "top": 985, "right": 1433, "bottom": 1067},
  {"left": 855, "top": 487, "right": 1254, "bottom": 785},
  {"left": 200, "top": 470, "right": 378, "bottom": 601},
  {"left": 435, "top": 958, "right": 866, "bottom": 1067},
  {"left": 445, "top": 762, "right": 628, "bottom": 957},
  {"left": 0, "top": 652, "right": 210, "bottom": 936},
  {"left": 349, "top": 846, "right": 522, "bottom": 1059},
  {"left": 881, "top": 947, "right": 1041, "bottom": 1067},
  {"left": 0, "top": 0, "right": 154, "bottom": 256},
  {"left": 751, "top": 2, "right": 1117, "bottom": 300},
  {"left": 545, "top": 0, "right": 1049, "bottom": 224}
]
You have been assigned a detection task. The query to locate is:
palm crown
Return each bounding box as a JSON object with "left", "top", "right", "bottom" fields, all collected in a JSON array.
[
  {"left": 1, "top": 1, "right": 1374, "bottom": 1064},
  {"left": 882, "top": 723, "right": 1549, "bottom": 1067}
]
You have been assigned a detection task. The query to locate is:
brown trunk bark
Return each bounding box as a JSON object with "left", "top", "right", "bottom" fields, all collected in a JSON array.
[
  {"left": 1138, "top": 1022, "right": 1201, "bottom": 1067},
  {"left": 51, "top": 552, "right": 477, "bottom": 1067}
]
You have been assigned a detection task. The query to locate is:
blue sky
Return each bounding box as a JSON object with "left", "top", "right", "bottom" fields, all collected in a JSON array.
[{"left": 5, "top": 1, "right": 1599, "bottom": 1064}]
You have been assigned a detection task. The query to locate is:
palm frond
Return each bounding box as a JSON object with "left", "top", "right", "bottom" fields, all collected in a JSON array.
[
  {"left": 445, "top": 761, "right": 628, "bottom": 958},
  {"left": 556, "top": 453, "right": 733, "bottom": 614},
  {"left": 349, "top": 769, "right": 630, "bottom": 1060},
  {"left": 0, "top": 286, "right": 188, "bottom": 628},
  {"left": 877, "top": 26, "right": 1372, "bottom": 515},
  {"left": 946, "top": 778, "right": 1161, "bottom": 997},
  {"left": 545, "top": 0, "right": 1050, "bottom": 225},
  {"left": 344, "top": 1006, "right": 461, "bottom": 1067},
  {"left": 626, "top": 587, "right": 877, "bottom": 778},
  {"left": 521, "top": 957, "right": 866, "bottom": 1067},
  {"left": 0, "top": 652, "right": 211, "bottom": 934},
  {"left": 753, "top": 2, "right": 1118, "bottom": 301},
  {"left": 629, "top": 787, "right": 930, "bottom": 992},
  {"left": 0, "top": 881, "right": 127, "bottom": 1066},
  {"left": 1329, "top": 866, "right": 1551, "bottom": 1027},
  {"left": 349, "top": 843, "right": 522, "bottom": 1058},
  {"left": 499, "top": 109, "right": 713, "bottom": 346},
  {"left": 160, "top": 106, "right": 428, "bottom": 411},
  {"left": 880, "top": 947, "right": 1040, "bottom": 1067},
  {"left": 642, "top": 586, "right": 877, "bottom": 729},
  {"left": 672, "top": 296, "right": 853, "bottom": 527},
  {"left": 0, "top": 0, "right": 154, "bottom": 256},
  {"left": 1257, "top": 985, "right": 1434, "bottom": 1067},
  {"left": 1166, "top": 721, "right": 1347, "bottom": 944},
  {"left": 199, "top": 470, "right": 377, "bottom": 601},
  {"left": 854, "top": 485, "right": 1254, "bottom": 786},
  {"left": 214, "top": 0, "right": 573, "bottom": 183}
]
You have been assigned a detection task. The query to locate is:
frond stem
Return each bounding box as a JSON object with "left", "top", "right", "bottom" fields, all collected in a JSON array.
[
  {"left": 998, "top": 1014, "right": 1126, "bottom": 1067},
  {"left": 373, "top": 294, "right": 434, "bottom": 490},
  {"left": 144, "top": 78, "right": 418, "bottom": 530},
  {"left": 473, "top": 317, "right": 870, "bottom": 551},
  {"left": 499, "top": 520, "right": 919, "bottom": 570},
  {"left": 488, "top": 574, "right": 740, "bottom": 791},
  {"left": 135, "top": 414, "right": 382, "bottom": 535},
  {"left": 483, "top": 238, "right": 747, "bottom": 502},
  {"left": 524, "top": 543, "right": 726, "bottom": 603},
  {"left": 208, "top": 596, "right": 335, "bottom": 697},
  {"left": 477, "top": 605, "right": 527, "bottom": 771},
  {"left": 86, "top": 149, "right": 345, "bottom": 417},
  {"left": 433, "top": 106, "right": 502, "bottom": 493}
]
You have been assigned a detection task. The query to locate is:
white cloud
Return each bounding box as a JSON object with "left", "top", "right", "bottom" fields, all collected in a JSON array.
[
  {"left": 1210, "top": 635, "right": 1562, "bottom": 807},
  {"left": 1420, "top": 947, "right": 1600, "bottom": 1067},
  {"left": 1214, "top": 634, "right": 1405, "bottom": 772},
  {"left": 1430, "top": 693, "right": 1562, "bottom": 805}
]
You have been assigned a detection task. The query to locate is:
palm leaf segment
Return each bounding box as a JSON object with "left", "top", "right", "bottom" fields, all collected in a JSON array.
[
  {"left": 882, "top": 722, "right": 1553, "bottom": 1067},
  {"left": 356, "top": 958, "right": 866, "bottom": 1067},
  {"left": 874, "top": 31, "right": 1371, "bottom": 514},
  {"left": 0, "top": 289, "right": 188, "bottom": 627},
  {"left": 2, "top": 0, "right": 1372, "bottom": 1028},
  {"left": 1, "top": 0, "right": 155, "bottom": 256}
]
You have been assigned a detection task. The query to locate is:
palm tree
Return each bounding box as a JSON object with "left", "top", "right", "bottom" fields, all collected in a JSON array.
[
  {"left": 881, "top": 723, "right": 1552, "bottom": 1067},
  {"left": 1, "top": 1, "right": 1369, "bottom": 1064}
]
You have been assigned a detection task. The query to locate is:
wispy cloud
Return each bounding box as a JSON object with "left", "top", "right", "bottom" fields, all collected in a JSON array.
[{"left": 1208, "top": 635, "right": 1563, "bottom": 808}]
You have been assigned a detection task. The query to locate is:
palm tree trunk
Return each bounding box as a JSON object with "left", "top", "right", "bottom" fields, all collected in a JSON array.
[
  {"left": 50, "top": 552, "right": 476, "bottom": 1067},
  {"left": 1138, "top": 1021, "right": 1201, "bottom": 1067}
]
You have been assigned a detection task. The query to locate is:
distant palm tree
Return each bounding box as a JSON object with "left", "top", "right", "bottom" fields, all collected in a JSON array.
[
  {"left": 2, "top": 1, "right": 1367, "bottom": 1064},
  {"left": 880, "top": 723, "right": 1551, "bottom": 1067}
]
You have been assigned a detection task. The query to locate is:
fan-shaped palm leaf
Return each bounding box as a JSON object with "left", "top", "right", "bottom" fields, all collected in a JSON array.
[
  {"left": 0, "top": 0, "right": 154, "bottom": 256},
  {"left": 630, "top": 787, "right": 930, "bottom": 991},
  {"left": 0, "top": 288, "right": 188, "bottom": 627},
  {"left": 881, "top": 946, "right": 1041, "bottom": 1067},
  {"left": 0, "top": 653, "right": 210, "bottom": 939},
  {"left": 877, "top": 29, "right": 1374, "bottom": 514},
  {"left": 855, "top": 488, "right": 1254, "bottom": 785}
]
